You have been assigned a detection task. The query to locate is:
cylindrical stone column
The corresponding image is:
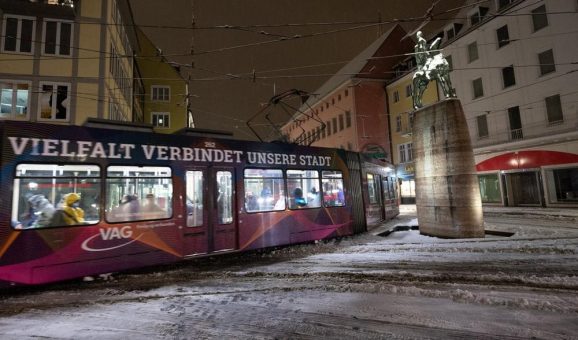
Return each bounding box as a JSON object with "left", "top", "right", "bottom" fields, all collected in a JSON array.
[{"left": 413, "top": 99, "right": 484, "bottom": 238}]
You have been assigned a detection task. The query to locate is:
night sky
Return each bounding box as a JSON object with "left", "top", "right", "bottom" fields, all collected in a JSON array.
[{"left": 130, "top": 0, "right": 465, "bottom": 139}]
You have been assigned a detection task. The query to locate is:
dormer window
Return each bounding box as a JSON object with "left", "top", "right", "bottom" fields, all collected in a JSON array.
[
  {"left": 497, "top": 0, "right": 514, "bottom": 10},
  {"left": 469, "top": 7, "right": 489, "bottom": 26},
  {"left": 445, "top": 23, "right": 463, "bottom": 41}
]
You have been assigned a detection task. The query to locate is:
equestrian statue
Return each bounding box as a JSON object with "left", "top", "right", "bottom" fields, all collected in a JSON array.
[{"left": 412, "top": 31, "right": 456, "bottom": 109}]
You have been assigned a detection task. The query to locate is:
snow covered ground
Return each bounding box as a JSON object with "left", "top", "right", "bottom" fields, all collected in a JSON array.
[{"left": 1, "top": 206, "right": 577, "bottom": 339}]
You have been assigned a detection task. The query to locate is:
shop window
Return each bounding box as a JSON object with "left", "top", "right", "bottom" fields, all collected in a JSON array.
[
  {"left": 322, "top": 171, "right": 345, "bottom": 207},
  {"left": 287, "top": 170, "right": 321, "bottom": 209},
  {"left": 478, "top": 173, "right": 501, "bottom": 203},
  {"left": 106, "top": 166, "right": 173, "bottom": 222},
  {"left": 12, "top": 164, "right": 101, "bottom": 229},
  {"left": 244, "top": 168, "right": 285, "bottom": 212},
  {"left": 545, "top": 167, "right": 578, "bottom": 203}
]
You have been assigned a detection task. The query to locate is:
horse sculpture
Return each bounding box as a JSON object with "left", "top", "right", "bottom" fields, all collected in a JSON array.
[{"left": 412, "top": 31, "right": 456, "bottom": 109}]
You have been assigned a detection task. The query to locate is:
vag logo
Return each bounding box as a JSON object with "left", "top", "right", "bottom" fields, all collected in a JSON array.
[
  {"left": 100, "top": 226, "right": 133, "bottom": 240},
  {"left": 81, "top": 226, "right": 142, "bottom": 252}
]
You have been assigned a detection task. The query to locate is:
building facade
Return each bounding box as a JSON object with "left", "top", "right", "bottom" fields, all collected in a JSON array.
[
  {"left": 386, "top": 71, "right": 439, "bottom": 204},
  {"left": 134, "top": 27, "right": 191, "bottom": 133},
  {"left": 0, "top": 0, "right": 188, "bottom": 131},
  {"left": 440, "top": 0, "right": 578, "bottom": 207},
  {"left": 282, "top": 25, "right": 414, "bottom": 165}
]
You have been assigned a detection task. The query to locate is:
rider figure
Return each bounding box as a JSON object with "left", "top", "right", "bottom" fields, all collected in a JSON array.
[{"left": 412, "top": 31, "right": 456, "bottom": 109}]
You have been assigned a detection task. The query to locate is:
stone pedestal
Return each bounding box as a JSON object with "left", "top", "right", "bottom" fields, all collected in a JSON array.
[{"left": 413, "top": 99, "right": 484, "bottom": 238}]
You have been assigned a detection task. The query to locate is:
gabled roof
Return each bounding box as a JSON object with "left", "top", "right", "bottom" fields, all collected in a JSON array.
[{"left": 302, "top": 24, "right": 414, "bottom": 109}]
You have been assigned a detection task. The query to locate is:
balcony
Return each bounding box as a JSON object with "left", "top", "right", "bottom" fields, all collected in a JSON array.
[
  {"left": 510, "top": 128, "right": 523, "bottom": 141},
  {"left": 472, "top": 114, "right": 578, "bottom": 149}
]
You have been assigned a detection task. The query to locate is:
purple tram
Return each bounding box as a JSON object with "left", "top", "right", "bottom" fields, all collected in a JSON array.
[{"left": 0, "top": 120, "right": 398, "bottom": 286}]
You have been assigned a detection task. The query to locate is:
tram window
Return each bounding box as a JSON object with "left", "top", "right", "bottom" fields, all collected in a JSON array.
[
  {"left": 367, "top": 174, "right": 378, "bottom": 204},
  {"left": 105, "top": 166, "right": 172, "bottom": 223},
  {"left": 216, "top": 171, "right": 234, "bottom": 224},
  {"left": 287, "top": 169, "right": 321, "bottom": 209},
  {"left": 244, "top": 168, "right": 285, "bottom": 212},
  {"left": 381, "top": 177, "right": 390, "bottom": 200},
  {"left": 186, "top": 171, "right": 203, "bottom": 227},
  {"left": 389, "top": 177, "right": 396, "bottom": 199},
  {"left": 12, "top": 164, "right": 101, "bottom": 229},
  {"left": 322, "top": 171, "right": 345, "bottom": 207}
]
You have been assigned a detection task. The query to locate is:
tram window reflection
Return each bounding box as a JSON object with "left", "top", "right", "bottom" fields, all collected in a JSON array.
[
  {"left": 322, "top": 170, "right": 345, "bottom": 207},
  {"left": 185, "top": 171, "right": 203, "bottom": 227},
  {"left": 287, "top": 169, "right": 321, "bottom": 209},
  {"left": 11, "top": 164, "right": 100, "bottom": 229},
  {"left": 105, "top": 166, "right": 173, "bottom": 223},
  {"left": 244, "top": 168, "right": 285, "bottom": 212}
]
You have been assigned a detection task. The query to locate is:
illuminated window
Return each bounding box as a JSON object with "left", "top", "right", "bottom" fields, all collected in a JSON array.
[
  {"left": 38, "top": 82, "right": 70, "bottom": 121},
  {"left": 0, "top": 81, "right": 30, "bottom": 119},
  {"left": 287, "top": 170, "right": 321, "bottom": 209},
  {"left": 185, "top": 171, "right": 203, "bottom": 227},
  {"left": 12, "top": 164, "right": 101, "bottom": 229},
  {"left": 244, "top": 168, "right": 285, "bottom": 212},
  {"left": 367, "top": 173, "right": 378, "bottom": 204},
  {"left": 322, "top": 171, "right": 345, "bottom": 207},
  {"left": 106, "top": 166, "right": 173, "bottom": 223},
  {"left": 152, "top": 112, "right": 170, "bottom": 128}
]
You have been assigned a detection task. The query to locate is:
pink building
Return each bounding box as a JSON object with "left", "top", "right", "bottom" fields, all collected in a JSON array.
[{"left": 281, "top": 25, "right": 414, "bottom": 164}]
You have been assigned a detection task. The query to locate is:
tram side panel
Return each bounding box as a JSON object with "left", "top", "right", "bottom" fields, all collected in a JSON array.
[
  {"left": 0, "top": 122, "right": 184, "bottom": 285},
  {"left": 237, "top": 147, "right": 355, "bottom": 251}
]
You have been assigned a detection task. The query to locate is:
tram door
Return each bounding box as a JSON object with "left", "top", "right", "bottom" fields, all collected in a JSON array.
[{"left": 183, "top": 168, "right": 237, "bottom": 256}]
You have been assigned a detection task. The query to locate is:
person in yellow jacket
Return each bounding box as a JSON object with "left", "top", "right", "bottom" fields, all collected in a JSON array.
[{"left": 61, "top": 193, "right": 85, "bottom": 225}]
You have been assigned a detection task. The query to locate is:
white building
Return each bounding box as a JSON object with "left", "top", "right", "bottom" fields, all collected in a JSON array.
[{"left": 440, "top": 0, "right": 578, "bottom": 207}]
